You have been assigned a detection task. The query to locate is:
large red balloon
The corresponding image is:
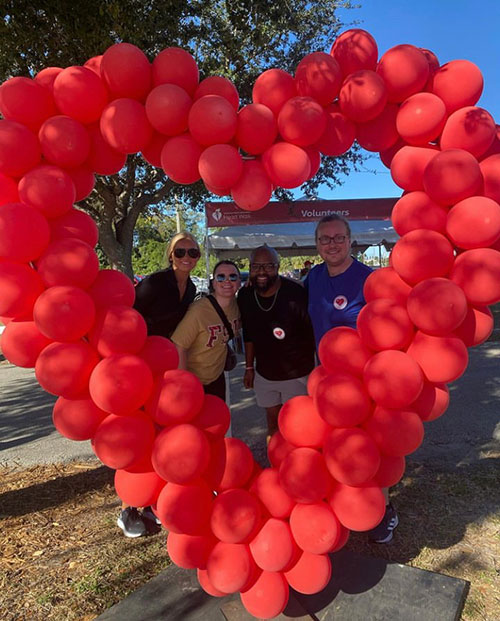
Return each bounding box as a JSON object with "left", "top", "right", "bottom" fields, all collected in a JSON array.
[
  {"left": 314, "top": 104, "right": 356, "bottom": 156},
  {"left": 376, "top": 44, "right": 429, "bottom": 103},
  {"left": 100, "top": 98, "right": 153, "bottom": 154},
  {"left": 357, "top": 298, "right": 414, "bottom": 351},
  {"left": 0, "top": 120, "right": 41, "bottom": 177},
  {"left": 197, "top": 568, "right": 228, "bottom": 597},
  {"left": 240, "top": 570, "right": 289, "bottom": 620},
  {"left": 36, "top": 238, "right": 99, "bottom": 288},
  {"left": 408, "top": 380, "right": 450, "bottom": 422},
  {"left": 157, "top": 480, "right": 213, "bottom": 535},
  {"left": 278, "top": 447, "right": 332, "bottom": 504},
  {"left": 363, "top": 350, "right": 424, "bottom": 408},
  {"left": 49, "top": 208, "right": 99, "bottom": 247},
  {"left": 152, "top": 423, "right": 210, "bottom": 484},
  {"left": 53, "top": 66, "right": 108, "bottom": 124},
  {"left": 422, "top": 149, "right": 483, "bottom": 206},
  {"left": 231, "top": 160, "right": 273, "bottom": 212},
  {"left": 88, "top": 305, "right": 147, "bottom": 356},
  {"left": 267, "top": 431, "right": 295, "bottom": 470},
  {"left": 188, "top": 95, "right": 237, "bottom": 146},
  {"left": 318, "top": 326, "right": 372, "bottom": 377},
  {"left": 141, "top": 131, "right": 166, "bottom": 168},
  {"left": 285, "top": 551, "right": 332, "bottom": 595},
  {"left": 18, "top": 164, "right": 76, "bottom": 218},
  {"left": 65, "top": 166, "right": 95, "bottom": 202},
  {"left": 374, "top": 454, "right": 406, "bottom": 488},
  {"left": 338, "top": 70, "right": 387, "bottom": 123},
  {"left": 34, "top": 66, "right": 63, "bottom": 90},
  {"left": 391, "top": 229, "right": 454, "bottom": 285},
  {"left": 149, "top": 369, "right": 204, "bottom": 425},
  {"left": 314, "top": 371, "right": 372, "bottom": 427},
  {"left": 363, "top": 267, "right": 412, "bottom": 306},
  {"left": 407, "top": 331, "right": 469, "bottom": 383},
  {"left": 0, "top": 261, "right": 44, "bottom": 318},
  {"left": 323, "top": 426, "right": 381, "bottom": 486},
  {"left": 115, "top": 468, "right": 166, "bottom": 509},
  {"left": 87, "top": 269, "right": 135, "bottom": 309},
  {"left": 210, "top": 488, "right": 261, "bottom": 543},
  {"left": 194, "top": 76, "right": 239, "bottom": 111},
  {"left": 0, "top": 202, "right": 50, "bottom": 262},
  {"left": 289, "top": 502, "right": 341, "bottom": 554},
  {"left": 85, "top": 123, "right": 127, "bottom": 175},
  {"left": 145, "top": 84, "right": 192, "bottom": 136},
  {"left": 391, "top": 191, "right": 448, "bottom": 236},
  {"left": 38, "top": 115, "right": 91, "bottom": 169},
  {"left": 198, "top": 144, "right": 243, "bottom": 190},
  {"left": 295, "top": 52, "right": 342, "bottom": 105},
  {"left": 453, "top": 305, "right": 494, "bottom": 347},
  {"left": 446, "top": 196, "right": 500, "bottom": 250},
  {"left": 278, "top": 395, "right": 331, "bottom": 448},
  {"left": 330, "top": 28, "right": 378, "bottom": 75},
  {"left": 0, "top": 76, "right": 56, "bottom": 131},
  {"left": 205, "top": 437, "right": 255, "bottom": 492},
  {"left": 390, "top": 145, "right": 438, "bottom": 192},
  {"left": 167, "top": 532, "right": 216, "bottom": 570},
  {"left": 479, "top": 154, "right": 500, "bottom": 203},
  {"left": 207, "top": 542, "right": 254, "bottom": 594},
  {"left": 431, "top": 60, "right": 483, "bottom": 114},
  {"left": 190, "top": 394, "right": 230, "bottom": 439},
  {"left": 0, "top": 320, "right": 52, "bottom": 368},
  {"left": 250, "top": 468, "right": 294, "bottom": 519},
  {"left": 328, "top": 481, "right": 386, "bottom": 531},
  {"left": 53, "top": 395, "right": 108, "bottom": 441},
  {"left": 356, "top": 103, "right": 399, "bottom": 152},
  {"left": 249, "top": 518, "right": 296, "bottom": 571},
  {"left": 252, "top": 69, "right": 297, "bottom": 117},
  {"left": 363, "top": 405, "right": 425, "bottom": 457},
  {"left": 0, "top": 172, "right": 19, "bottom": 205},
  {"left": 396, "top": 93, "right": 447, "bottom": 146},
  {"left": 306, "top": 365, "right": 330, "bottom": 397},
  {"left": 440, "top": 106, "right": 496, "bottom": 159},
  {"left": 152, "top": 47, "right": 199, "bottom": 96},
  {"left": 450, "top": 248, "right": 500, "bottom": 306},
  {"left": 262, "top": 142, "right": 310, "bottom": 189},
  {"left": 101, "top": 43, "right": 151, "bottom": 100},
  {"left": 236, "top": 103, "right": 277, "bottom": 155},
  {"left": 89, "top": 354, "right": 154, "bottom": 415},
  {"left": 161, "top": 134, "right": 203, "bottom": 184}
]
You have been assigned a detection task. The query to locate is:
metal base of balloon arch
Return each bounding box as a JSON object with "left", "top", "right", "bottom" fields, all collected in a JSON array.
[{"left": 96, "top": 548, "right": 469, "bottom": 621}]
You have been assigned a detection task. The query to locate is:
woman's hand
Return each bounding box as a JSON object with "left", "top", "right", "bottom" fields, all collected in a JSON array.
[{"left": 243, "top": 368, "right": 255, "bottom": 389}]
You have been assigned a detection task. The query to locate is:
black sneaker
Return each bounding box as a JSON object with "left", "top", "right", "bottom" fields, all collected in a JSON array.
[
  {"left": 368, "top": 503, "right": 399, "bottom": 544},
  {"left": 117, "top": 507, "right": 147, "bottom": 538},
  {"left": 141, "top": 506, "right": 162, "bottom": 531}
]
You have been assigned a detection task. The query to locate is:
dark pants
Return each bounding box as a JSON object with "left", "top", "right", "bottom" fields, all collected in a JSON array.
[{"left": 203, "top": 372, "right": 226, "bottom": 402}]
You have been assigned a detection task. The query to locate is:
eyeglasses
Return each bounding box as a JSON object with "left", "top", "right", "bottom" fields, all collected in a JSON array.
[
  {"left": 317, "top": 235, "right": 348, "bottom": 245},
  {"left": 215, "top": 273, "right": 239, "bottom": 282},
  {"left": 173, "top": 247, "right": 201, "bottom": 259},
  {"left": 250, "top": 262, "right": 278, "bottom": 272}
]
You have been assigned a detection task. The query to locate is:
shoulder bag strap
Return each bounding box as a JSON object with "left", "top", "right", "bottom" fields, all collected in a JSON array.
[{"left": 207, "top": 295, "right": 234, "bottom": 341}]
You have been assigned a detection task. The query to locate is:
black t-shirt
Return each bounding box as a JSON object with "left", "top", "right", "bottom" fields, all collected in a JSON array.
[
  {"left": 133, "top": 268, "right": 196, "bottom": 338},
  {"left": 237, "top": 277, "right": 315, "bottom": 381}
]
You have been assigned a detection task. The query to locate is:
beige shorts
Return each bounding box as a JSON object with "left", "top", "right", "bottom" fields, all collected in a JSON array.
[{"left": 254, "top": 370, "right": 309, "bottom": 408}]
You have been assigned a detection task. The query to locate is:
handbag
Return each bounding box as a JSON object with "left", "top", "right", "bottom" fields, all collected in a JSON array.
[{"left": 207, "top": 295, "right": 238, "bottom": 372}]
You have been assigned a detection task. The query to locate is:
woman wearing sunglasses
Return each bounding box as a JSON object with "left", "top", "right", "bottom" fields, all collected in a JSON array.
[
  {"left": 133, "top": 232, "right": 201, "bottom": 339},
  {"left": 171, "top": 260, "right": 241, "bottom": 401}
]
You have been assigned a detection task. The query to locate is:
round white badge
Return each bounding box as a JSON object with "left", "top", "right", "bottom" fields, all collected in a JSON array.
[
  {"left": 333, "top": 295, "right": 348, "bottom": 310},
  {"left": 273, "top": 327, "right": 286, "bottom": 340}
]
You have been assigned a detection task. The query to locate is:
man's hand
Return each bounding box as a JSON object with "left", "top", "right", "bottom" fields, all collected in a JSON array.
[{"left": 243, "top": 368, "right": 255, "bottom": 389}]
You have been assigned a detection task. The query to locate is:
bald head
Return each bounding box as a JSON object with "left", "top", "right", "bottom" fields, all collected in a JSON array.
[{"left": 250, "top": 245, "right": 280, "bottom": 265}]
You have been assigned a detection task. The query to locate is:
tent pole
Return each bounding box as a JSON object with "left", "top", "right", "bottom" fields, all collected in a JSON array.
[
  {"left": 205, "top": 209, "right": 210, "bottom": 283},
  {"left": 379, "top": 244, "right": 382, "bottom": 267}
]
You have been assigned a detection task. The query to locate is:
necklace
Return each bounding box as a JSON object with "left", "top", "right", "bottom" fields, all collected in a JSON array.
[{"left": 254, "top": 282, "right": 280, "bottom": 312}]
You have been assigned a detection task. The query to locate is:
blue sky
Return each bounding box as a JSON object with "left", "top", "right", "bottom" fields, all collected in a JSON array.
[{"left": 320, "top": 0, "right": 500, "bottom": 200}]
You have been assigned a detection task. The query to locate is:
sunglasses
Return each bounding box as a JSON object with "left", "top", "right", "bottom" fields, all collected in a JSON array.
[
  {"left": 173, "top": 247, "right": 201, "bottom": 259},
  {"left": 215, "top": 273, "right": 239, "bottom": 282}
]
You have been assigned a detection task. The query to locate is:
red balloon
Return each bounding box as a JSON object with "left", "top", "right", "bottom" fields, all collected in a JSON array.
[
  {"left": 149, "top": 368, "right": 204, "bottom": 425},
  {"left": 145, "top": 84, "right": 192, "bottom": 136},
  {"left": 157, "top": 480, "right": 213, "bottom": 535},
  {"left": 363, "top": 405, "right": 425, "bottom": 457},
  {"left": 85, "top": 123, "right": 127, "bottom": 175},
  {"left": 210, "top": 488, "right": 261, "bottom": 543},
  {"left": 197, "top": 568, "right": 228, "bottom": 597},
  {"left": 53, "top": 395, "right": 108, "bottom": 441},
  {"left": 338, "top": 70, "right": 387, "bottom": 123},
  {"left": 289, "top": 502, "right": 341, "bottom": 554},
  {"left": 152, "top": 423, "right": 210, "bottom": 484},
  {"left": 93, "top": 411, "right": 155, "bottom": 469},
  {"left": 34, "top": 66, "right": 63, "bottom": 90},
  {"left": 231, "top": 160, "right": 273, "bottom": 211},
  {"left": 330, "top": 524, "right": 350, "bottom": 553},
  {"left": 0, "top": 76, "right": 56, "bottom": 131},
  {"left": 36, "top": 238, "right": 99, "bottom": 288},
  {"left": 236, "top": 103, "right": 277, "bottom": 155},
  {"left": 89, "top": 353, "right": 154, "bottom": 415},
  {"left": 88, "top": 305, "right": 147, "bottom": 356},
  {"left": 190, "top": 394, "right": 231, "bottom": 438},
  {"left": 431, "top": 60, "right": 483, "bottom": 114},
  {"left": 329, "top": 481, "right": 386, "bottom": 531},
  {"left": 330, "top": 28, "right": 378, "bottom": 76},
  {"left": 65, "top": 166, "right": 95, "bottom": 201},
  {"left": 152, "top": 47, "right": 199, "bottom": 96},
  {"left": 440, "top": 107, "right": 496, "bottom": 158},
  {"left": 363, "top": 350, "right": 424, "bottom": 408},
  {"left": 141, "top": 131, "right": 166, "bottom": 167},
  {"left": 18, "top": 164, "right": 76, "bottom": 218},
  {"left": 35, "top": 341, "right": 100, "bottom": 398},
  {"left": 391, "top": 229, "right": 454, "bottom": 285},
  {"left": 391, "top": 191, "right": 448, "bottom": 236},
  {"left": 324, "top": 426, "right": 381, "bottom": 486},
  {"left": 266, "top": 432, "right": 295, "bottom": 470},
  {"left": 161, "top": 134, "right": 203, "bottom": 184},
  {"left": 481, "top": 125, "right": 500, "bottom": 160},
  {"left": 38, "top": 115, "right": 91, "bottom": 168},
  {"left": 0, "top": 120, "right": 41, "bottom": 177},
  {"left": 285, "top": 551, "right": 332, "bottom": 595},
  {"left": 250, "top": 468, "right": 294, "bottom": 519},
  {"left": 188, "top": 95, "right": 237, "bottom": 146},
  {"left": 317, "top": 324, "right": 376, "bottom": 377},
  {"left": 262, "top": 142, "right": 310, "bottom": 189},
  {"left": 83, "top": 56, "right": 102, "bottom": 76},
  {"left": 205, "top": 437, "right": 255, "bottom": 492},
  {"left": 390, "top": 145, "right": 438, "bottom": 192},
  {"left": 194, "top": 76, "right": 239, "bottom": 111},
  {"left": 167, "top": 532, "right": 216, "bottom": 570},
  {"left": 278, "top": 96, "right": 327, "bottom": 147},
  {"left": 240, "top": 571, "right": 289, "bottom": 619},
  {"left": 138, "top": 335, "right": 180, "bottom": 378},
  {"left": 447, "top": 196, "right": 500, "bottom": 249},
  {"left": 49, "top": 207, "right": 99, "bottom": 247},
  {"left": 314, "top": 371, "right": 372, "bottom": 427},
  {"left": 199, "top": 144, "right": 243, "bottom": 190},
  {"left": 101, "top": 42, "right": 151, "bottom": 100},
  {"left": 306, "top": 365, "right": 330, "bottom": 397},
  {"left": 450, "top": 248, "right": 500, "bottom": 306},
  {"left": 356, "top": 103, "right": 399, "bottom": 152},
  {"left": 87, "top": 269, "right": 135, "bottom": 309},
  {"left": 207, "top": 542, "right": 254, "bottom": 594},
  {"left": 363, "top": 266, "right": 412, "bottom": 305},
  {"left": 396, "top": 93, "right": 447, "bottom": 146},
  {"left": 0, "top": 261, "right": 44, "bottom": 318},
  {"left": 33, "top": 285, "right": 96, "bottom": 342},
  {"left": 480, "top": 154, "right": 500, "bottom": 203},
  {"left": 53, "top": 66, "right": 108, "bottom": 124},
  {"left": 0, "top": 172, "right": 19, "bottom": 206},
  {"left": 304, "top": 146, "right": 321, "bottom": 178},
  {"left": 420, "top": 48, "right": 440, "bottom": 87},
  {"left": 115, "top": 468, "right": 165, "bottom": 509},
  {"left": 407, "top": 331, "right": 469, "bottom": 383},
  {"left": 249, "top": 518, "right": 296, "bottom": 571},
  {"left": 408, "top": 380, "right": 450, "bottom": 422},
  {"left": 453, "top": 305, "right": 494, "bottom": 347},
  {"left": 423, "top": 148, "right": 483, "bottom": 206},
  {"left": 407, "top": 277, "right": 468, "bottom": 336},
  {"left": 0, "top": 202, "right": 50, "bottom": 262},
  {"left": 379, "top": 138, "right": 406, "bottom": 169},
  {"left": 252, "top": 69, "right": 297, "bottom": 117},
  {"left": 278, "top": 447, "right": 332, "bottom": 504},
  {"left": 313, "top": 103, "right": 356, "bottom": 157},
  {"left": 357, "top": 298, "right": 414, "bottom": 351},
  {"left": 295, "top": 52, "right": 342, "bottom": 105},
  {"left": 374, "top": 454, "right": 406, "bottom": 488},
  {"left": 0, "top": 320, "right": 51, "bottom": 368},
  {"left": 376, "top": 44, "right": 429, "bottom": 103},
  {"left": 100, "top": 98, "right": 153, "bottom": 154},
  {"left": 278, "top": 395, "right": 331, "bottom": 448}
]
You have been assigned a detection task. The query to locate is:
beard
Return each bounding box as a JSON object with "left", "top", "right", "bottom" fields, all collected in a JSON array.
[{"left": 251, "top": 272, "right": 279, "bottom": 293}]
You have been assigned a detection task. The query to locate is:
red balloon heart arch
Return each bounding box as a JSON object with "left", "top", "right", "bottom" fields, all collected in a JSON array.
[{"left": 1, "top": 28, "right": 500, "bottom": 619}]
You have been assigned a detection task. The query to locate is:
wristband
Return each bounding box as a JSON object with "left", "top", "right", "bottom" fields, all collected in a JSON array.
[{"left": 245, "top": 366, "right": 254, "bottom": 370}]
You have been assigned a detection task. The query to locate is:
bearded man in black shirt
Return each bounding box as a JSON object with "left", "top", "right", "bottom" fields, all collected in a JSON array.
[{"left": 237, "top": 245, "right": 316, "bottom": 440}]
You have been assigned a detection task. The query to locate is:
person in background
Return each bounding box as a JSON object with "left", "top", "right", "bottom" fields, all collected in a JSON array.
[
  {"left": 305, "top": 214, "right": 399, "bottom": 544},
  {"left": 238, "top": 245, "right": 315, "bottom": 442},
  {"left": 171, "top": 260, "right": 241, "bottom": 402},
  {"left": 116, "top": 231, "right": 201, "bottom": 538}
]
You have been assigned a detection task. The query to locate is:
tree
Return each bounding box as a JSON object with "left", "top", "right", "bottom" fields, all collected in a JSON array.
[{"left": 0, "top": 1, "right": 363, "bottom": 277}]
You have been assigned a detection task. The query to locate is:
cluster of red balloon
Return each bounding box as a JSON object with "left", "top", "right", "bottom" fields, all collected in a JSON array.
[{"left": 1, "top": 27, "right": 500, "bottom": 620}]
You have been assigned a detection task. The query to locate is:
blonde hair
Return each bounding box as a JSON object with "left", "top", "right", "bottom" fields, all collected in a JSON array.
[{"left": 164, "top": 232, "right": 200, "bottom": 266}]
